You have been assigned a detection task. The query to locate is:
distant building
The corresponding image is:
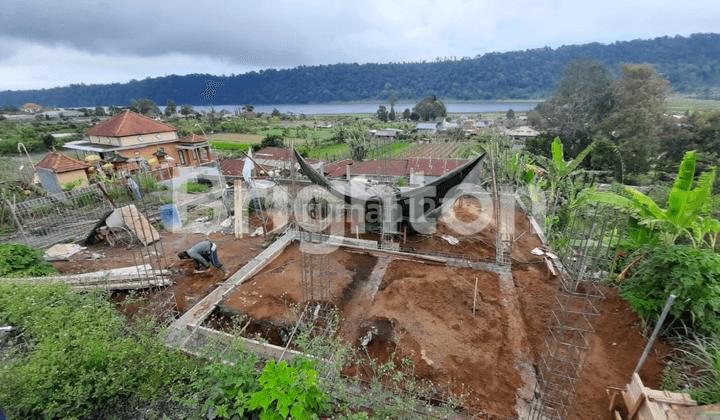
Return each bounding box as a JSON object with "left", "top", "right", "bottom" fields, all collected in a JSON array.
[
  {"left": 374, "top": 129, "right": 405, "bottom": 138},
  {"left": 20, "top": 103, "right": 42, "bottom": 113},
  {"left": 416, "top": 123, "right": 438, "bottom": 135},
  {"left": 36, "top": 152, "right": 90, "bottom": 194},
  {"left": 507, "top": 126, "right": 539, "bottom": 149}
]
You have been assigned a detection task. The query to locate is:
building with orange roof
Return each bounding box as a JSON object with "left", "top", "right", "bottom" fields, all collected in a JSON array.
[
  {"left": 36, "top": 152, "right": 90, "bottom": 194},
  {"left": 20, "top": 103, "right": 43, "bottom": 113},
  {"left": 63, "top": 110, "right": 214, "bottom": 177}
]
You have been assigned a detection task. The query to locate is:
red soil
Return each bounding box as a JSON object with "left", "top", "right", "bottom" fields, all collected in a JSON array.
[{"left": 51, "top": 198, "right": 670, "bottom": 419}]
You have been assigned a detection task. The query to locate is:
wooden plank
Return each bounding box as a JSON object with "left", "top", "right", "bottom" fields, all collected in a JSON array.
[
  {"left": 72, "top": 278, "right": 172, "bottom": 290},
  {"left": 628, "top": 393, "right": 647, "bottom": 420},
  {"left": 613, "top": 410, "right": 623, "bottom": 420},
  {"left": 607, "top": 389, "right": 619, "bottom": 412},
  {"left": 627, "top": 373, "right": 654, "bottom": 420},
  {"left": 120, "top": 205, "right": 160, "bottom": 245},
  {"left": 647, "top": 395, "right": 697, "bottom": 407}
]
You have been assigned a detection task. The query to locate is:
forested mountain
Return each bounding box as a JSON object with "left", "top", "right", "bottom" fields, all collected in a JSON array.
[{"left": 2, "top": 33, "right": 720, "bottom": 107}]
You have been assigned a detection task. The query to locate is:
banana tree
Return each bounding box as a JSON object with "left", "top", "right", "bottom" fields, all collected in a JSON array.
[
  {"left": 585, "top": 151, "right": 719, "bottom": 250},
  {"left": 532, "top": 137, "right": 595, "bottom": 201}
]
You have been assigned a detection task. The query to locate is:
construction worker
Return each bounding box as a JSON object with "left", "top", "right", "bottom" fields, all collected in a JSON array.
[{"left": 178, "top": 240, "right": 230, "bottom": 276}]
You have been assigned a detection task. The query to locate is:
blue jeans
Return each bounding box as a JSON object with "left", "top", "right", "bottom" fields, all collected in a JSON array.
[{"left": 206, "top": 250, "right": 222, "bottom": 268}]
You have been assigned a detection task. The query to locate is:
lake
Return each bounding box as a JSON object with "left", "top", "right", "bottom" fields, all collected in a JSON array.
[{"left": 158, "top": 102, "right": 541, "bottom": 115}]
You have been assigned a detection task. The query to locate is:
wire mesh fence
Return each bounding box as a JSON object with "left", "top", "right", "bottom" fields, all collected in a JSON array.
[{"left": 5, "top": 184, "right": 113, "bottom": 248}]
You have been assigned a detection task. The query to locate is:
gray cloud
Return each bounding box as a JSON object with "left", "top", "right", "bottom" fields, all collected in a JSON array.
[{"left": 1, "top": 0, "right": 719, "bottom": 90}]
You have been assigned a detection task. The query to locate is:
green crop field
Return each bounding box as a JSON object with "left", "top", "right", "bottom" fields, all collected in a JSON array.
[{"left": 667, "top": 99, "right": 720, "bottom": 114}]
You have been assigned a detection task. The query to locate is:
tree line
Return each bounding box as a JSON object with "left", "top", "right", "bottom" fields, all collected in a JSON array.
[
  {"left": 526, "top": 58, "right": 720, "bottom": 187},
  {"left": 1, "top": 33, "right": 719, "bottom": 107}
]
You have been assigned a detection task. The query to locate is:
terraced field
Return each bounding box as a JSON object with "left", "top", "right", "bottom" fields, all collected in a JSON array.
[{"left": 393, "top": 142, "right": 464, "bottom": 158}]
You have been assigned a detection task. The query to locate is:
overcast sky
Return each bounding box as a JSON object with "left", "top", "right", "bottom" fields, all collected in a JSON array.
[{"left": 1, "top": 0, "right": 718, "bottom": 91}]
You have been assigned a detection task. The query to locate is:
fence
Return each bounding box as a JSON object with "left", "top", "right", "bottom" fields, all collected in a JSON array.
[{"left": 5, "top": 184, "right": 113, "bottom": 248}]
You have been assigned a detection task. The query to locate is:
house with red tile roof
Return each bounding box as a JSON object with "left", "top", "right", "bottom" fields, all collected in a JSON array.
[
  {"left": 36, "top": 152, "right": 90, "bottom": 194},
  {"left": 63, "top": 110, "right": 214, "bottom": 177}
]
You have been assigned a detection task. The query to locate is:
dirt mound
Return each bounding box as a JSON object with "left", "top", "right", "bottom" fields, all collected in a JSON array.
[{"left": 365, "top": 260, "right": 519, "bottom": 417}]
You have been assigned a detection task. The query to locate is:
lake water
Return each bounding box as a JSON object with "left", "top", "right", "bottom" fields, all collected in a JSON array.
[{"left": 159, "top": 102, "right": 540, "bottom": 115}]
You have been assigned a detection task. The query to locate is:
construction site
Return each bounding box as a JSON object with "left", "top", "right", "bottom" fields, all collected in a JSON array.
[{"left": 5, "top": 150, "right": 689, "bottom": 420}]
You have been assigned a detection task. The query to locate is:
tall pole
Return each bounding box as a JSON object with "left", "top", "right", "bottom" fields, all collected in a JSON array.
[
  {"left": 17, "top": 142, "right": 36, "bottom": 172},
  {"left": 634, "top": 294, "right": 676, "bottom": 374}
]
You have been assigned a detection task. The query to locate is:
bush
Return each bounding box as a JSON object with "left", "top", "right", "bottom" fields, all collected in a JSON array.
[
  {"left": 0, "top": 243, "right": 58, "bottom": 278},
  {"left": 0, "top": 282, "right": 202, "bottom": 419},
  {"left": 182, "top": 181, "right": 210, "bottom": 193},
  {"left": 247, "top": 359, "right": 326, "bottom": 419},
  {"left": 621, "top": 245, "right": 720, "bottom": 334}
]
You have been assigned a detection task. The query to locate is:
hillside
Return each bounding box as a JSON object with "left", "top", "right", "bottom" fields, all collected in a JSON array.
[{"left": 1, "top": 33, "right": 719, "bottom": 107}]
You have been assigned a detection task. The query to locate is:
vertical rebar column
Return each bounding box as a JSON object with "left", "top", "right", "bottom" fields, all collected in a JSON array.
[
  {"left": 529, "top": 276, "right": 604, "bottom": 420},
  {"left": 300, "top": 242, "right": 331, "bottom": 304},
  {"left": 496, "top": 188, "right": 515, "bottom": 266}
]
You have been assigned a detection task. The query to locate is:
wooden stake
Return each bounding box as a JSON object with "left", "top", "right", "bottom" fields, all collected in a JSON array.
[
  {"left": 234, "top": 179, "right": 243, "bottom": 239},
  {"left": 473, "top": 277, "right": 478, "bottom": 316}
]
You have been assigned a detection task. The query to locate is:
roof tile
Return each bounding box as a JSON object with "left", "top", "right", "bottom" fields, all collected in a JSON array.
[
  {"left": 37, "top": 152, "right": 89, "bottom": 174},
  {"left": 84, "top": 110, "right": 178, "bottom": 137}
]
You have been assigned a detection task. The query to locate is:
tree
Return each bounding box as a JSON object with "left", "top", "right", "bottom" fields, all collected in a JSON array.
[
  {"left": 253, "top": 134, "right": 285, "bottom": 151},
  {"left": 107, "top": 106, "right": 121, "bottom": 116},
  {"left": 94, "top": 106, "right": 106, "bottom": 117},
  {"left": 529, "top": 58, "right": 614, "bottom": 160},
  {"left": 402, "top": 108, "right": 411, "bottom": 120},
  {"left": 389, "top": 106, "right": 396, "bottom": 122},
  {"left": 412, "top": 96, "right": 446, "bottom": 122},
  {"left": 180, "top": 104, "right": 194, "bottom": 116},
  {"left": 601, "top": 63, "right": 669, "bottom": 178},
  {"left": 271, "top": 108, "right": 281, "bottom": 117},
  {"left": 506, "top": 109, "right": 515, "bottom": 119},
  {"left": 165, "top": 100, "right": 177, "bottom": 117},
  {"left": 387, "top": 90, "right": 397, "bottom": 107},
  {"left": 129, "top": 99, "right": 160, "bottom": 116},
  {"left": 242, "top": 105, "right": 255, "bottom": 113},
  {"left": 532, "top": 137, "right": 594, "bottom": 201},
  {"left": 376, "top": 105, "right": 389, "bottom": 123}
]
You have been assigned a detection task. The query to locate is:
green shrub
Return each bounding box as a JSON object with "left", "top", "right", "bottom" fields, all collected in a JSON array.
[
  {"left": 621, "top": 245, "right": 720, "bottom": 334},
  {"left": 192, "top": 352, "right": 261, "bottom": 419},
  {"left": 59, "top": 178, "right": 83, "bottom": 191},
  {"left": 0, "top": 282, "right": 202, "bottom": 419},
  {"left": 247, "top": 359, "right": 326, "bottom": 419},
  {"left": 0, "top": 243, "right": 58, "bottom": 278}
]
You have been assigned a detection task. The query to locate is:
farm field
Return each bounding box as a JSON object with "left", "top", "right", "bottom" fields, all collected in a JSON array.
[
  {"left": 393, "top": 142, "right": 465, "bottom": 158},
  {"left": 666, "top": 98, "right": 720, "bottom": 113}
]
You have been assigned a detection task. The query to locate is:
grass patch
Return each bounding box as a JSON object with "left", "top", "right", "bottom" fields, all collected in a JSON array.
[
  {"left": 211, "top": 141, "right": 251, "bottom": 151},
  {"left": 304, "top": 143, "right": 350, "bottom": 160},
  {"left": 181, "top": 181, "right": 210, "bottom": 193},
  {"left": 207, "top": 133, "right": 266, "bottom": 144}
]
